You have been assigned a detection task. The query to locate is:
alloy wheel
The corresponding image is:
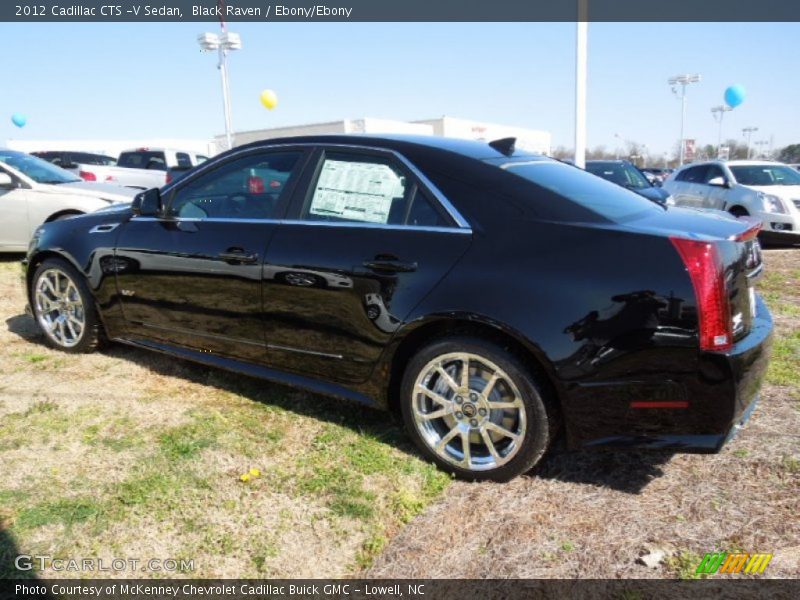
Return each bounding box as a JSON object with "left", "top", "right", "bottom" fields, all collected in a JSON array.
[
  {"left": 411, "top": 352, "right": 527, "bottom": 471},
  {"left": 34, "top": 268, "right": 86, "bottom": 348}
]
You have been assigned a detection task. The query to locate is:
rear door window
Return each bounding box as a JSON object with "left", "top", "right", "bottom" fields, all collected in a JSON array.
[
  {"left": 303, "top": 153, "right": 411, "bottom": 225},
  {"left": 118, "top": 151, "right": 167, "bottom": 170}
]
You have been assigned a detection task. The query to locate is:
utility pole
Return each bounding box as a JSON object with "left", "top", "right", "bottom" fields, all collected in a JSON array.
[
  {"left": 742, "top": 126, "right": 758, "bottom": 159},
  {"left": 574, "top": 0, "right": 588, "bottom": 169},
  {"left": 669, "top": 74, "right": 701, "bottom": 166},
  {"left": 711, "top": 105, "right": 732, "bottom": 158}
]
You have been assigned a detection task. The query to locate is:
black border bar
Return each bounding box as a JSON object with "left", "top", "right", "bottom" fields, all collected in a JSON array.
[
  {"left": 3, "top": 1, "right": 800, "bottom": 22},
  {"left": 1, "top": 579, "right": 799, "bottom": 600}
]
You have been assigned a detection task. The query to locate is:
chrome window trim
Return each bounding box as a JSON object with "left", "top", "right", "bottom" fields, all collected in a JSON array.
[
  {"left": 160, "top": 142, "right": 471, "bottom": 230},
  {"left": 130, "top": 215, "right": 471, "bottom": 234}
]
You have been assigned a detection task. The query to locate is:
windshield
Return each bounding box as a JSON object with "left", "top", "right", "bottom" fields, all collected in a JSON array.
[
  {"left": 730, "top": 165, "right": 800, "bottom": 186},
  {"left": 585, "top": 162, "right": 651, "bottom": 190},
  {"left": 0, "top": 150, "right": 81, "bottom": 184},
  {"left": 503, "top": 161, "right": 661, "bottom": 222}
]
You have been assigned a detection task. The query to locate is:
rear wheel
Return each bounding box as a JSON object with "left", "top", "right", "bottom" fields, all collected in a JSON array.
[
  {"left": 400, "top": 336, "right": 554, "bottom": 481},
  {"left": 30, "top": 258, "right": 101, "bottom": 353}
]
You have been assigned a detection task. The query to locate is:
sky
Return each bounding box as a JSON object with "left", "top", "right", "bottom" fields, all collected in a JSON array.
[{"left": 1, "top": 21, "right": 798, "bottom": 156}]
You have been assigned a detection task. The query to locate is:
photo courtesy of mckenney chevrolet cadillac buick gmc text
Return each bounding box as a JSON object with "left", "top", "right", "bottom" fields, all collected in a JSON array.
[{"left": 21, "top": 135, "right": 773, "bottom": 481}]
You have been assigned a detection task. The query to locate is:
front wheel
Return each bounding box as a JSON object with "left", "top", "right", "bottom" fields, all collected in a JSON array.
[
  {"left": 400, "top": 336, "right": 555, "bottom": 482},
  {"left": 30, "top": 258, "right": 101, "bottom": 353}
]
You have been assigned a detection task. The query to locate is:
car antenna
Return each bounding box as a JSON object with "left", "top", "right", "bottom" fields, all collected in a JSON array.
[{"left": 489, "top": 137, "right": 516, "bottom": 157}]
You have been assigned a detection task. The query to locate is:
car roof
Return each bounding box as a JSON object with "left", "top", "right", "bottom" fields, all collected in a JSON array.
[{"left": 234, "top": 134, "right": 542, "bottom": 161}]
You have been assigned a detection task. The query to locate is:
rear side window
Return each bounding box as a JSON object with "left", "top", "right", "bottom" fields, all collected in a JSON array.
[
  {"left": 176, "top": 152, "right": 193, "bottom": 168},
  {"left": 301, "top": 153, "right": 451, "bottom": 228},
  {"left": 304, "top": 154, "right": 410, "bottom": 225},
  {"left": 502, "top": 161, "right": 660, "bottom": 222},
  {"left": 118, "top": 151, "right": 167, "bottom": 170},
  {"left": 676, "top": 165, "right": 708, "bottom": 183}
]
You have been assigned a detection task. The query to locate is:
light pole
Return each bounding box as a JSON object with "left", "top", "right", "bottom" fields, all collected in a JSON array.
[
  {"left": 668, "top": 74, "right": 701, "bottom": 166},
  {"left": 573, "top": 0, "right": 588, "bottom": 169},
  {"left": 742, "top": 126, "right": 758, "bottom": 159},
  {"left": 614, "top": 133, "right": 622, "bottom": 160},
  {"left": 754, "top": 140, "right": 769, "bottom": 159},
  {"left": 198, "top": 29, "right": 242, "bottom": 151},
  {"left": 711, "top": 105, "right": 732, "bottom": 158}
]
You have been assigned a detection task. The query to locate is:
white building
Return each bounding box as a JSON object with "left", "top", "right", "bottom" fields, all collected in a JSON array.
[
  {"left": 5, "top": 138, "right": 217, "bottom": 159},
  {"left": 216, "top": 116, "right": 551, "bottom": 155},
  {"left": 413, "top": 116, "right": 551, "bottom": 155}
]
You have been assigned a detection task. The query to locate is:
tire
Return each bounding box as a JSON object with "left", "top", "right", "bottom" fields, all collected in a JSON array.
[
  {"left": 400, "top": 336, "right": 554, "bottom": 482},
  {"left": 30, "top": 258, "right": 102, "bottom": 353}
]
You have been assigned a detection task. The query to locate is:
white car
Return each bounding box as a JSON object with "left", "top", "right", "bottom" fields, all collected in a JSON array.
[
  {"left": 0, "top": 150, "right": 138, "bottom": 252},
  {"left": 78, "top": 148, "right": 208, "bottom": 190},
  {"left": 663, "top": 160, "right": 800, "bottom": 241}
]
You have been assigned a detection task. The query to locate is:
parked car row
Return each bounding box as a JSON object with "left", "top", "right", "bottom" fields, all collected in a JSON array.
[
  {"left": 582, "top": 158, "right": 799, "bottom": 244},
  {"left": 21, "top": 134, "right": 772, "bottom": 481},
  {"left": 34, "top": 147, "right": 208, "bottom": 190}
]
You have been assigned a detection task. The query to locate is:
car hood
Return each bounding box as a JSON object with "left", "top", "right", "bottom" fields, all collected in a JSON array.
[
  {"left": 39, "top": 181, "right": 139, "bottom": 203},
  {"left": 740, "top": 184, "right": 800, "bottom": 201},
  {"left": 633, "top": 186, "right": 671, "bottom": 204}
]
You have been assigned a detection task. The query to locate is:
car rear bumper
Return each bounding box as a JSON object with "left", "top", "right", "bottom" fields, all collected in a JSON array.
[{"left": 579, "top": 296, "right": 773, "bottom": 453}]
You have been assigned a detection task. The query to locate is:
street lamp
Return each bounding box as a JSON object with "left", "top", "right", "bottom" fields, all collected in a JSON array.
[
  {"left": 742, "top": 126, "right": 758, "bottom": 159},
  {"left": 754, "top": 140, "right": 769, "bottom": 159},
  {"left": 668, "top": 73, "right": 701, "bottom": 166},
  {"left": 198, "top": 30, "right": 242, "bottom": 151},
  {"left": 711, "top": 105, "right": 732, "bottom": 158}
]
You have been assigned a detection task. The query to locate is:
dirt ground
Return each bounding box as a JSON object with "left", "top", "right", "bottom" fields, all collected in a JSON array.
[{"left": 366, "top": 249, "right": 800, "bottom": 579}]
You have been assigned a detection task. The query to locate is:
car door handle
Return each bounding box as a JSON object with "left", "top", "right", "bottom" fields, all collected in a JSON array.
[
  {"left": 218, "top": 250, "right": 258, "bottom": 264},
  {"left": 363, "top": 259, "right": 418, "bottom": 273}
]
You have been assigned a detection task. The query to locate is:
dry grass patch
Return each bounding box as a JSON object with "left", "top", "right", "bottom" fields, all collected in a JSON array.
[{"left": 0, "top": 257, "right": 450, "bottom": 578}]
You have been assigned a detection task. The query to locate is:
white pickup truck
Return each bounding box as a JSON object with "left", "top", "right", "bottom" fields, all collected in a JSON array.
[{"left": 77, "top": 148, "right": 208, "bottom": 190}]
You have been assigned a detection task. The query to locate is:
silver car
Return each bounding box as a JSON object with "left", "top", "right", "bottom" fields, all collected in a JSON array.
[
  {"left": 0, "top": 150, "right": 138, "bottom": 252},
  {"left": 662, "top": 160, "right": 800, "bottom": 241}
]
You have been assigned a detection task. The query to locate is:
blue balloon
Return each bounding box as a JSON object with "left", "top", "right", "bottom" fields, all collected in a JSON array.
[
  {"left": 11, "top": 113, "right": 26, "bottom": 128},
  {"left": 724, "top": 85, "right": 746, "bottom": 108}
]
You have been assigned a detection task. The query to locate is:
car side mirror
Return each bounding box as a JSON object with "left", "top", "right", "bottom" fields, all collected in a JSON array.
[
  {"left": 707, "top": 176, "right": 730, "bottom": 188},
  {"left": 131, "top": 188, "right": 163, "bottom": 217},
  {"left": 0, "top": 173, "right": 14, "bottom": 188}
]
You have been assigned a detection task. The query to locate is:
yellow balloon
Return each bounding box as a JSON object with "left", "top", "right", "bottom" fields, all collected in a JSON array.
[{"left": 260, "top": 89, "right": 278, "bottom": 110}]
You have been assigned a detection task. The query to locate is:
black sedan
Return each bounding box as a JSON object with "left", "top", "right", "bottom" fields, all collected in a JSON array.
[
  {"left": 586, "top": 160, "right": 672, "bottom": 204},
  {"left": 22, "top": 135, "right": 772, "bottom": 481}
]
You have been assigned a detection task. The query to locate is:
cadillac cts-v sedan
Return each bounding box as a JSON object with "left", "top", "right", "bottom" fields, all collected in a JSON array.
[{"left": 22, "top": 135, "right": 773, "bottom": 481}]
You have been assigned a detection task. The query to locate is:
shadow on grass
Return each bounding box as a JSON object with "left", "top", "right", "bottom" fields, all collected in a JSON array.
[
  {"left": 6, "top": 311, "right": 672, "bottom": 494},
  {"left": 0, "top": 527, "right": 37, "bottom": 580},
  {"left": 4, "top": 312, "right": 412, "bottom": 455},
  {"left": 531, "top": 446, "right": 675, "bottom": 494}
]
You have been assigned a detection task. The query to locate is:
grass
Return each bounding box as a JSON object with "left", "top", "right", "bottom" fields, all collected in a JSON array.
[{"left": 0, "top": 254, "right": 451, "bottom": 578}]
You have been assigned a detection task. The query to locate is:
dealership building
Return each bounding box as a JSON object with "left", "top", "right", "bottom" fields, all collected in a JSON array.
[
  {"left": 6, "top": 117, "right": 550, "bottom": 160},
  {"left": 215, "top": 116, "right": 551, "bottom": 155}
]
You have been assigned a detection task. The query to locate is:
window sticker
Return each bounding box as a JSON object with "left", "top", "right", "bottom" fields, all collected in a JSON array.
[{"left": 309, "top": 160, "right": 406, "bottom": 224}]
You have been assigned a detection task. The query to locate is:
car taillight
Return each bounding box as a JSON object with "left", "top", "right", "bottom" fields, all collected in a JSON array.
[
  {"left": 79, "top": 170, "right": 96, "bottom": 181},
  {"left": 670, "top": 237, "right": 732, "bottom": 352}
]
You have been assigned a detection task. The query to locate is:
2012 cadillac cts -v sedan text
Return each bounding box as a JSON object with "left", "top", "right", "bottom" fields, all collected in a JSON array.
[{"left": 23, "top": 135, "right": 773, "bottom": 481}]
